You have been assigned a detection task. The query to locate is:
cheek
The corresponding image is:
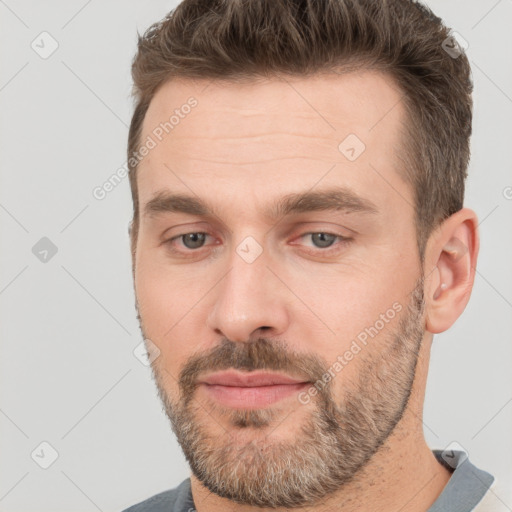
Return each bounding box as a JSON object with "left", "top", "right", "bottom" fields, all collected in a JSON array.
[
  {"left": 135, "top": 258, "right": 195, "bottom": 374},
  {"left": 300, "top": 284, "right": 407, "bottom": 394},
  {"left": 294, "top": 260, "right": 413, "bottom": 376},
  {"left": 302, "top": 268, "right": 404, "bottom": 331},
  {"left": 135, "top": 261, "right": 171, "bottom": 337},
  {"left": 135, "top": 239, "right": 202, "bottom": 322}
]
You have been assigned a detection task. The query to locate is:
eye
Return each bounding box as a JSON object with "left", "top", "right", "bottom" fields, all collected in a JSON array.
[
  {"left": 297, "top": 232, "right": 351, "bottom": 254},
  {"left": 167, "top": 232, "right": 211, "bottom": 251},
  {"left": 164, "top": 231, "right": 351, "bottom": 256},
  {"left": 303, "top": 232, "right": 338, "bottom": 249}
]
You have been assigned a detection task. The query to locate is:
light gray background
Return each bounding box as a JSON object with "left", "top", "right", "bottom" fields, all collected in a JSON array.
[{"left": 1, "top": 1, "right": 511, "bottom": 511}]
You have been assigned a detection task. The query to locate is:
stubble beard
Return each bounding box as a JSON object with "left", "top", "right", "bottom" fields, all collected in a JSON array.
[{"left": 142, "top": 281, "right": 425, "bottom": 508}]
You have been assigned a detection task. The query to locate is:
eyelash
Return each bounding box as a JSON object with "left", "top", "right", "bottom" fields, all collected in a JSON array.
[{"left": 164, "top": 231, "right": 352, "bottom": 256}]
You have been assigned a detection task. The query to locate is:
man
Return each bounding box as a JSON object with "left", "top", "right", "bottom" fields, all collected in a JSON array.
[{"left": 122, "top": 0, "right": 501, "bottom": 510}]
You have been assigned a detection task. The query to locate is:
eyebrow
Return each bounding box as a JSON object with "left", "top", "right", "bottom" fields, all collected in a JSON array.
[{"left": 143, "top": 186, "right": 379, "bottom": 221}]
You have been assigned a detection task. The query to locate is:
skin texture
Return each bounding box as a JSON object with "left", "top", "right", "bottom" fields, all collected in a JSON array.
[{"left": 130, "top": 70, "right": 479, "bottom": 511}]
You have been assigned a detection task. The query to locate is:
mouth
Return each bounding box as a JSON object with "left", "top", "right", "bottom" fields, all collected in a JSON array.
[{"left": 198, "top": 370, "right": 311, "bottom": 409}]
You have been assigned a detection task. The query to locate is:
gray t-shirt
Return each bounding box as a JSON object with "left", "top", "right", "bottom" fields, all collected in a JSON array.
[{"left": 121, "top": 450, "right": 494, "bottom": 512}]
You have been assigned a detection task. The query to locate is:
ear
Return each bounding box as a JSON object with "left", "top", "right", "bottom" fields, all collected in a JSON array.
[{"left": 424, "top": 208, "right": 479, "bottom": 334}]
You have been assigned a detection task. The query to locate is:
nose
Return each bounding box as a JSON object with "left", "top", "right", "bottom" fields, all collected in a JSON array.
[{"left": 206, "top": 249, "right": 290, "bottom": 343}]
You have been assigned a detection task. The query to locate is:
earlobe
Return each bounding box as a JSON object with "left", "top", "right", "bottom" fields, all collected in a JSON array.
[{"left": 425, "top": 208, "right": 479, "bottom": 334}]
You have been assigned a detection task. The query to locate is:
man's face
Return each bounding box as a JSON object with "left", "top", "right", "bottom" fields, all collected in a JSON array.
[{"left": 132, "top": 71, "right": 425, "bottom": 507}]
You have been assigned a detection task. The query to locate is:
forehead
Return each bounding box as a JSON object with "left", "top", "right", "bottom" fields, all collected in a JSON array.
[{"left": 136, "top": 71, "right": 412, "bottom": 222}]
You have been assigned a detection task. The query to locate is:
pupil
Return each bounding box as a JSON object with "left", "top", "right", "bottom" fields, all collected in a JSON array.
[
  {"left": 184, "top": 233, "right": 205, "bottom": 249},
  {"left": 313, "top": 233, "right": 335, "bottom": 248}
]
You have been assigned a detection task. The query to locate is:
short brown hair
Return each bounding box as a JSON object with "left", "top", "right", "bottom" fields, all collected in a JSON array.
[{"left": 128, "top": 0, "right": 473, "bottom": 261}]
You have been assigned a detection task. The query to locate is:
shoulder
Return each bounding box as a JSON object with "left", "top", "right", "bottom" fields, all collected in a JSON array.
[{"left": 120, "top": 478, "right": 194, "bottom": 512}]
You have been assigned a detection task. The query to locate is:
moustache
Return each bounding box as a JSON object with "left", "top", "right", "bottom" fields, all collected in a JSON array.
[{"left": 177, "top": 337, "right": 330, "bottom": 403}]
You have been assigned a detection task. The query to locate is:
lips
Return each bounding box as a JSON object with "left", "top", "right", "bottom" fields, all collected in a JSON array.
[
  {"left": 198, "top": 370, "right": 311, "bottom": 409},
  {"left": 199, "top": 370, "right": 309, "bottom": 387}
]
